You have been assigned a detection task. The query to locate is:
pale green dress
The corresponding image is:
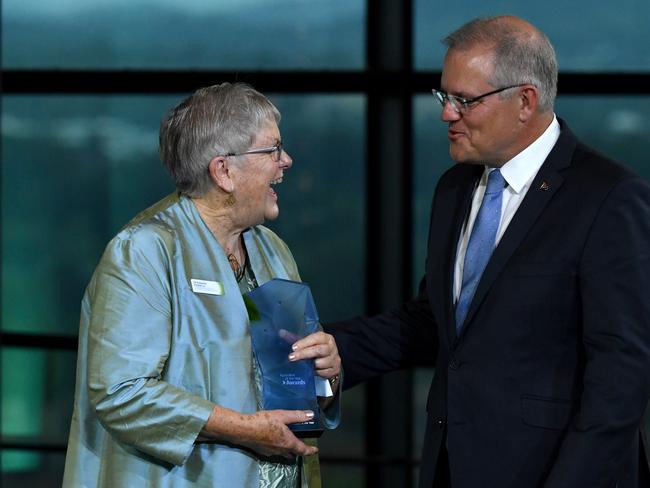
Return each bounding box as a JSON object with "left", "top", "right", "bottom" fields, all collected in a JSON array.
[{"left": 62, "top": 192, "right": 339, "bottom": 487}]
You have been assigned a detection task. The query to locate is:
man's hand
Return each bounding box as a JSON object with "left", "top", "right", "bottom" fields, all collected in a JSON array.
[
  {"left": 288, "top": 331, "right": 341, "bottom": 381},
  {"left": 201, "top": 406, "right": 318, "bottom": 459}
]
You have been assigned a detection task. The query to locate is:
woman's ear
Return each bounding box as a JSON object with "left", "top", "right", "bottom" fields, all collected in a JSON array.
[{"left": 208, "top": 156, "right": 234, "bottom": 193}]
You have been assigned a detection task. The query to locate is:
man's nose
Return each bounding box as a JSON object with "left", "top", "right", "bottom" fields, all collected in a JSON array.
[{"left": 441, "top": 100, "right": 461, "bottom": 122}]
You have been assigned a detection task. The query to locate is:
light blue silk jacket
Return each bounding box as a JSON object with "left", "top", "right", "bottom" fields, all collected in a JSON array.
[{"left": 62, "top": 193, "right": 339, "bottom": 487}]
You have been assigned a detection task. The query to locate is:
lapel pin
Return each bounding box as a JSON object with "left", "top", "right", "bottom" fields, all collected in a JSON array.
[{"left": 540, "top": 181, "right": 549, "bottom": 191}]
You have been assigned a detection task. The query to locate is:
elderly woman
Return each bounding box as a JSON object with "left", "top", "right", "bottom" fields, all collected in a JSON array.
[{"left": 63, "top": 83, "right": 341, "bottom": 487}]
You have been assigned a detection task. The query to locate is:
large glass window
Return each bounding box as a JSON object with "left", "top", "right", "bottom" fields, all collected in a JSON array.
[
  {"left": 555, "top": 97, "right": 650, "bottom": 181},
  {"left": 4, "top": 1, "right": 650, "bottom": 487},
  {"left": 1, "top": 348, "right": 75, "bottom": 484},
  {"left": 414, "top": 1, "right": 650, "bottom": 72},
  {"left": 1, "top": 450, "right": 66, "bottom": 488},
  {"left": 2, "top": 0, "right": 365, "bottom": 70},
  {"left": 2, "top": 96, "right": 177, "bottom": 336}
]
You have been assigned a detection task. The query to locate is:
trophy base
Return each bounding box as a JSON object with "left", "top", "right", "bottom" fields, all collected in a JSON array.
[{"left": 290, "top": 420, "right": 324, "bottom": 438}]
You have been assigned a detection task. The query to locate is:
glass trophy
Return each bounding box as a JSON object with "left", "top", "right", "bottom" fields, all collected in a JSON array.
[{"left": 245, "top": 278, "right": 324, "bottom": 438}]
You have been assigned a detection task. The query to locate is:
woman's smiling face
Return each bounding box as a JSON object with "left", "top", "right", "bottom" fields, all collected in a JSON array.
[{"left": 230, "top": 121, "right": 293, "bottom": 226}]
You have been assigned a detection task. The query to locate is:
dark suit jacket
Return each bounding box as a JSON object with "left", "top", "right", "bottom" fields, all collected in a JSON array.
[{"left": 327, "top": 121, "right": 650, "bottom": 487}]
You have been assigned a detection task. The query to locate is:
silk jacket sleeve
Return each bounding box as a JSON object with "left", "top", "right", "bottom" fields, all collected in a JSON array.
[{"left": 86, "top": 226, "right": 214, "bottom": 466}]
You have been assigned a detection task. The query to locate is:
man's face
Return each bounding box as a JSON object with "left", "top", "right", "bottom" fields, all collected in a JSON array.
[{"left": 440, "top": 46, "right": 523, "bottom": 167}]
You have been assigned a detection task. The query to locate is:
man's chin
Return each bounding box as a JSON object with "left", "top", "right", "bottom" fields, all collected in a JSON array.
[
  {"left": 453, "top": 159, "right": 483, "bottom": 166},
  {"left": 449, "top": 145, "right": 465, "bottom": 163},
  {"left": 450, "top": 148, "right": 481, "bottom": 165},
  {"left": 450, "top": 153, "right": 469, "bottom": 165}
]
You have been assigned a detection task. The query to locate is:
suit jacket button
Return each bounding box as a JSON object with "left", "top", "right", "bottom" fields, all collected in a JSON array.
[{"left": 437, "top": 418, "right": 444, "bottom": 429}]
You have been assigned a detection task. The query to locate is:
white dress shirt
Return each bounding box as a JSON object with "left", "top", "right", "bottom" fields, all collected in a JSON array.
[{"left": 453, "top": 116, "right": 561, "bottom": 303}]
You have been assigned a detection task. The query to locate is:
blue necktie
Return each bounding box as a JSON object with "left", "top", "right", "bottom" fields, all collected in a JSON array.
[{"left": 455, "top": 169, "right": 506, "bottom": 332}]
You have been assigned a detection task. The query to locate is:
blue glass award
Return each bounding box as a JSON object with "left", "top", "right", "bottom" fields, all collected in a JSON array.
[{"left": 245, "top": 278, "right": 323, "bottom": 438}]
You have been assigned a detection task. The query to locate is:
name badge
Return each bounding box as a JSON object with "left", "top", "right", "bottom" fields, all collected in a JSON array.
[{"left": 190, "top": 279, "right": 224, "bottom": 296}]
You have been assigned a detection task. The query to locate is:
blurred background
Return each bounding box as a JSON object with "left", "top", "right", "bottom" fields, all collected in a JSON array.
[{"left": 1, "top": 0, "right": 649, "bottom": 486}]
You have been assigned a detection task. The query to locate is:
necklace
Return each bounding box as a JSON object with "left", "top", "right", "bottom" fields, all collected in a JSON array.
[
  {"left": 244, "top": 268, "right": 258, "bottom": 291},
  {"left": 227, "top": 252, "right": 246, "bottom": 282}
]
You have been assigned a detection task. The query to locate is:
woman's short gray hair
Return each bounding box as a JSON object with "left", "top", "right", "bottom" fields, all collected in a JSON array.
[
  {"left": 159, "top": 82, "right": 281, "bottom": 197},
  {"left": 442, "top": 16, "right": 558, "bottom": 113}
]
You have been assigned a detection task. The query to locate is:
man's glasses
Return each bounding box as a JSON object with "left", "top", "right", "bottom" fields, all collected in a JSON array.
[
  {"left": 432, "top": 84, "right": 527, "bottom": 114},
  {"left": 226, "top": 142, "right": 284, "bottom": 162}
]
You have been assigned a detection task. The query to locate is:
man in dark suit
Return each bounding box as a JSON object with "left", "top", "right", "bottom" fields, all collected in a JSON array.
[{"left": 313, "top": 15, "right": 650, "bottom": 488}]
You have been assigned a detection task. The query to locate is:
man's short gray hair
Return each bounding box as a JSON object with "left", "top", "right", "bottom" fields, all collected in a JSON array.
[
  {"left": 442, "top": 16, "right": 558, "bottom": 113},
  {"left": 159, "top": 82, "right": 280, "bottom": 197}
]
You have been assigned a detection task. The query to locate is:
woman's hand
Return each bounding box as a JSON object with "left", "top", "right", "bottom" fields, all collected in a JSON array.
[
  {"left": 200, "top": 406, "right": 318, "bottom": 459},
  {"left": 288, "top": 331, "right": 341, "bottom": 381}
]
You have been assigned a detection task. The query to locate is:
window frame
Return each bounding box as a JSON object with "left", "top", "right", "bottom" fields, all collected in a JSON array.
[{"left": 3, "top": 1, "right": 650, "bottom": 487}]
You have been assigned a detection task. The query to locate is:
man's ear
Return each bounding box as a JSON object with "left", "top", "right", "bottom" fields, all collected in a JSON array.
[
  {"left": 518, "top": 85, "right": 539, "bottom": 122},
  {"left": 208, "top": 156, "right": 234, "bottom": 193}
]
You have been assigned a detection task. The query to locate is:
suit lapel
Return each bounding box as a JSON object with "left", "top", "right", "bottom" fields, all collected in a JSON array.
[
  {"left": 432, "top": 165, "right": 482, "bottom": 345},
  {"left": 457, "top": 120, "right": 578, "bottom": 338}
]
